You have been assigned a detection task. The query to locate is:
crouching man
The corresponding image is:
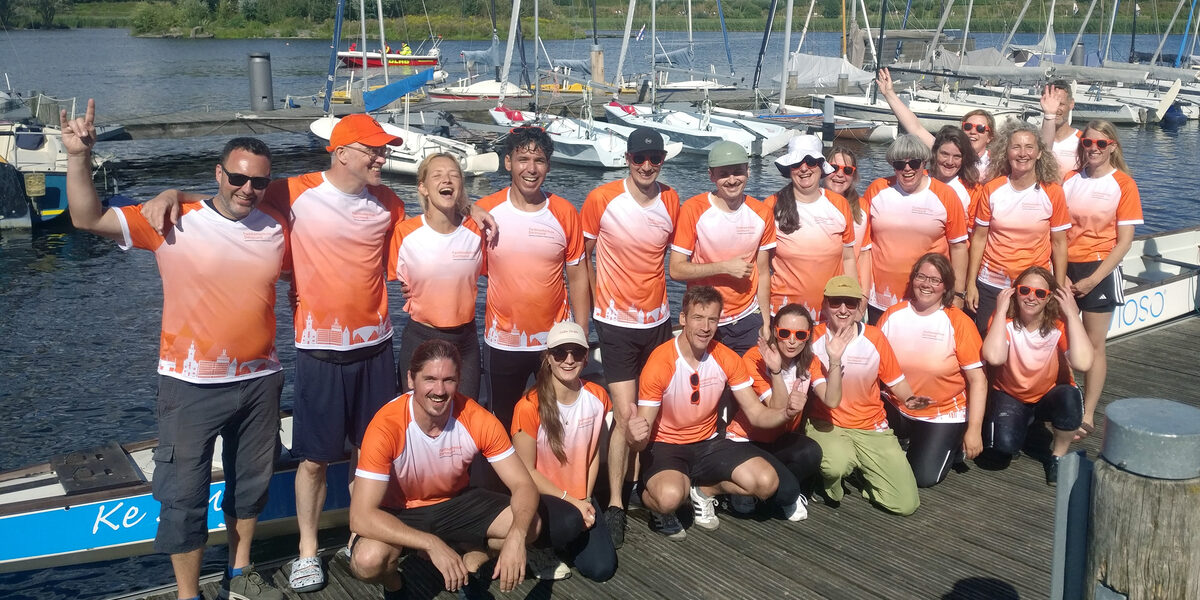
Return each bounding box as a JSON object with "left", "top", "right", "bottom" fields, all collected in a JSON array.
[{"left": 348, "top": 340, "right": 540, "bottom": 599}]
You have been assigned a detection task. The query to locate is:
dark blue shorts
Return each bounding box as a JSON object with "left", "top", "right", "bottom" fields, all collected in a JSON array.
[
  {"left": 293, "top": 338, "right": 396, "bottom": 462},
  {"left": 716, "top": 310, "right": 763, "bottom": 355},
  {"left": 153, "top": 372, "right": 282, "bottom": 555}
]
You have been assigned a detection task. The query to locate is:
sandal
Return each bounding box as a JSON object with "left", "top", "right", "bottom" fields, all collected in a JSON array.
[{"left": 289, "top": 556, "right": 325, "bottom": 593}]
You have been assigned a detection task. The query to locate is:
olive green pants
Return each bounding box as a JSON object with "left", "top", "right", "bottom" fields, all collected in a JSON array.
[{"left": 805, "top": 419, "right": 920, "bottom": 516}]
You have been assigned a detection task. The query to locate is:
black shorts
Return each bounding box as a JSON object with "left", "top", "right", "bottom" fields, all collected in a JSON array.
[
  {"left": 639, "top": 436, "right": 769, "bottom": 488},
  {"left": 293, "top": 338, "right": 396, "bottom": 462},
  {"left": 1067, "top": 261, "right": 1123, "bottom": 312},
  {"left": 389, "top": 488, "right": 510, "bottom": 548},
  {"left": 594, "top": 320, "right": 673, "bottom": 384}
]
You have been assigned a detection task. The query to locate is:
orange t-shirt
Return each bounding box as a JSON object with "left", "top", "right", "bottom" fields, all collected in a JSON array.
[
  {"left": 764, "top": 190, "right": 856, "bottom": 317},
  {"left": 356, "top": 393, "right": 514, "bottom": 509},
  {"left": 725, "top": 345, "right": 825, "bottom": 443},
  {"left": 670, "top": 193, "right": 777, "bottom": 324},
  {"left": 808, "top": 323, "right": 905, "bottom": 431},
  {"left": 511, "top": 381, "right": 612, "bottom": 500},
  {"left": 638, "top": 337, "right": 753, "bottom": 445},
  {"left": 975, "top": 176, "right": 1072, "bottom": 288},
  {"left": 267, "top": 173, "right": 406, "bottom": 351},
  {"left": 115, "top": 202, "right": 288, "bottom": 383},
  {"left": 878, "top": 302, "right": 982, "bottom": 422},
  {"left": 582, "top": 178, "right": 679, "bottom": 328},
  {"left": 861, "top": 177, "right": 968, "bottom": 310},
  {"left": 1062, "top": 170, "right": 1143, "bottom": 262},
  {"left": 993, "top": 319, "right": 1075, "bottom": 403},
  {"left": 478, "top": 188, "right": 585, "bottom": 350},
  {"left": 388, "top": 215, "right": 486, "bottom": 328}
]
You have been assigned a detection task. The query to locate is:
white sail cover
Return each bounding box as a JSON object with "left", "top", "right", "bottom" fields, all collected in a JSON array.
[{"left": 773, "top": 53, "right": 874, "bottom": 87}]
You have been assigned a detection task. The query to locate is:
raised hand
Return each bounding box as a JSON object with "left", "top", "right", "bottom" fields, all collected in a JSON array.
[
  {"left": 627, "top": 414, "right": 650, "bottom": 448},
  {"left": 826, "top": 323, "right": 854, "bottom": 362},
  {"left": 60, "top": 98, "right": 96, "bottom": 156},
  {"left": 758, "top": 337, "right": 783, "bottom": 375},
  {"left": 1055, "top": 283, "right": 1080, "bottom": 314},
  {"left": 1040, "top": 84, "right": 1061, "bottom": 116},
  {"left": 876, "top": 68, "right": 895, "bottom": 97},
  {"left": 994, "top": 286, "right": 1015, "bottom": 317}
]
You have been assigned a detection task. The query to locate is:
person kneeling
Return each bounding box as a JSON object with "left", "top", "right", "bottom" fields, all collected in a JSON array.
[
  {"left": 349, "top": 340, "right": 541, "bottom": 599},
  {"left": 628, "top": 286, "right": 804, "bottom": 540},
  {"left": 511, "top": 321, "right": 618, "bottom": 582}
]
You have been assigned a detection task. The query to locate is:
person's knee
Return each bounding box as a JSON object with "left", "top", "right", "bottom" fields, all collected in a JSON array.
[
  {"left": 889, "top": 494, "right": 920, "bottom": 516},
  {"left": 912, "top": 466, "right": 946, "bottom": 489},
  {"left": 747, "top": 463, "right": 780, "bottom": 499},
  {"left": 298, "top": 459, "right": 329, "bottom": 477},
  {"left": 349, "top": 542, "right": 394, "bottom": 582},
  {"left": 576, "top": 554, "right": 617, "bottom": 582},
  {"left": 822, "top": 451, "right": 855, "bottom": 480},
  {"left": 645, "top": 480, "right": 686, "bottom": 511}
]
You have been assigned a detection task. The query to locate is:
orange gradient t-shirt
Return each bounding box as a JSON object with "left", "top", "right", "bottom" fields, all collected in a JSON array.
[
  {"left": 993, "top": 319, "right": 1075, "bottom": 403},
  {"left": 975, "top": 176, "right": 1071, "bottom": 288},
  {"left": 726, "top": 345, "right": 825, "bottom": 443},
  {"left": 511, "top": 381, "right": 611, "bottom": 500},
  {"left": 764, "top": 190, "right": 856, "bottom": 317},
  {"left": 638, "top": 337, "right": 752, "bottom": 445},
  {"left": 878, "top": 302, "right": 982, "bottom": 422},
  {"left": 1062, "top": 170, "right": 1143, "bottom": 262},
  {"left": 388, "top": 216, "right": 486, "bottom": 328},
  {"left": 808, "top": 323, "right": 905, "bottom": 431}
]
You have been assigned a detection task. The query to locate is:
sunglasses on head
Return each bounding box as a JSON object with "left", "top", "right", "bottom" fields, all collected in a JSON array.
[
  {"left": 829, "top": 164, "right": 857, "bottom": 176},
  {"left": 549, "top": 345, "right": 587, "bottom": 362},
  {"left": 891, "top": 159, "right": 924, "bottom": 171},
  {"left": 1017, "top": 285, "right": 1050, "bottom": 299},
  {"left": 1080, "top": 138, "right": 1112, "bottom": 149},
  {"left": 509, "top": 125, "right": 546, "bottom": 134},
  {"left": 689, "top": 372, "right": 701, "bottom": 404},
  {"left": 962, "top": 123, "right": 991, "bottom": 134},
  {"left": 792, "top": 156, "right": 826, "bottom": 169},
  {"left": 629, "top": 152, "right": 666, "bottom": 166},
  {"left": 221, "top": 166, "right": 271, "bottom": 190},
  {"left": 827, "top": 296, "right": 860, "bottom": 309},
  {"left": 775, "top": 327, "right": 810, "bottom": 341}
]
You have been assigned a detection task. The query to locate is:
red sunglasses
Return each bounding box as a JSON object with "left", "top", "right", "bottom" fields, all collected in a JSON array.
[
  {"left": 962, "top": 123, "right": 991, "bottom": 134},
  {"left": 1017, "top": 285, "right": 1050, "bottom": 299},
  {"left": 1080, "top": 138, "right": 1113, "bottom": 149},
  {"left": 775, "top": 328, "right": 811, "bottom": 341},
  {"left": 829, "top": 164, "right": 857, "bottom": 176}
]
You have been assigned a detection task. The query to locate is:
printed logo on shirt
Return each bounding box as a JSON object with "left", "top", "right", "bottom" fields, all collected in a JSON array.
[
  {"left": 450, "top": 250, "right": 475, "bottom": 261},
  {"left": 1020, "top": 201, "right": 1043, "bottom": 210},
  {"left": 577, "top": 416, "right": 596, "bottom": 430},
  {"left": 736, "top": 225, "right": 757, "bottom": 235},
  {"left": 352, "top": 209, "right": 380, "bottom": 221},
  {"left": 243, "top": 231, "right": 276, "bottom": 242},
  {"left": 910, "top": 206, "right": 936, "bottom": 216},
  {"left": 920, "top": 330, "right": 947, "bottom": 342},
  {"left": 438, "top": 446, "right": 465, "bottom": 459},
  {"left": 646, "top": 216, "right": 671, "bottom": 231},
  {"left": 844, "top": 354, "right": 869, "bottom": 366},
  {"left": 527, "top": 225, "right": 559, "bottom": 240}
]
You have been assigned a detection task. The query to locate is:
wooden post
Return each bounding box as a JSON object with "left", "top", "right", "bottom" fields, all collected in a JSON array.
[{"left": 1086, "top": 398, "right": 1200, "bottom": 600}]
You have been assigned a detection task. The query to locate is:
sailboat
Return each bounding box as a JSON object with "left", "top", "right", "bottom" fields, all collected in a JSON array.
[
  {"left": 425, "top": 0, "right": 531, "bottom": 100},
  {"left": 310, "top": 0, "right": 499, "bottom": 177}
]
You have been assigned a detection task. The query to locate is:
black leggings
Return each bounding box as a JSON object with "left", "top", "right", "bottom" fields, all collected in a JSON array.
[
  {"left": 983, "top": 385, "right": 1083, "bottom": 456},
  {"left": 397, "top": 320, "right": 480, "bottom": 399},
  {"left": 483, "top": 346, "right": 542, "bottom": 430},
  {"left": 886, "top": 402, "right": 967, "bottom": 488},
  {"left": 752, "top": 432, "right": 823, "bottom": 505},
  {"left": 535, "top": 495, "right": 617, "bottom": 582}
]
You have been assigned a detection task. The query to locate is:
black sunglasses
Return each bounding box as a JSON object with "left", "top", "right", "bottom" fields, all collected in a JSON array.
[
  {"left": 629, "top": 152, "right": 666, "bottom": 166},
  {"left": 689, "top": 372, "right": 700, "bottom": 405},
  {"left": 221, "top": 166, "right": 271, "bottom": 190},
  {"left": 891, "top": 159, "right": 924, "bottom": 171},
  {"left": 962, "top": 123, "right": 991, "bottom": 134},
  {"left": 792, "top": 156, "right": 825, "bottom": 169},
  {"left": 775, "top": 328, "right": 811, "bottom": 341},
  {"left": 549, "top": 345, "right": 587, "bottom": 362}
]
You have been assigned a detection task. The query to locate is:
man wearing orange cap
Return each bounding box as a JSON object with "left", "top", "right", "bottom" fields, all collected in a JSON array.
[{"left": 139, "top": 113, "right": 495, "bottom": 592}]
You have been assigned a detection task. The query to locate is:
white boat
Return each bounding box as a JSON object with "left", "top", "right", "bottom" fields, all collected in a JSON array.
[
  {"left": 426, "top": 77, "right": 530, "bottom": 101},
  {"left": 604, "top": 101, "right": 791, "bottom": 156},
  {"left": 309, "top": 115, "right": 497, "bottom": 178},
  {"left": 1080, "top": 81, "right": 1198, "bottom": 121},
  {"left": 0, "top": 415, "right": 351, "bottom": 574},
  {"left": 488, "top": 107, "right": 684, "bottom": 169},
  {"left": 1108, "top": 226, "right": 1200, "bottom": 339},
  {"left": 810, "top": 92, "right": 1029, "bottom": 132},
  {"left": 734, "top": 103, "right": 899, "bottom": 143},
  {"left": 970, "top": 85, "right": 1146, "bottom": 125}
]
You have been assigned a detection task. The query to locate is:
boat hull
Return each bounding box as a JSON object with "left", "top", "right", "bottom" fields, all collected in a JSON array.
[
  {"left": 337, "top": 51, "right": 439, "bottom": 68},
  {"left": 1108, "top": 226, "right": 1200, "bottom": 338}
]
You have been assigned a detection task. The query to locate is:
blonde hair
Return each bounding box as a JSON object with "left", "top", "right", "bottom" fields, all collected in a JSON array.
[
  {"left": 416, "top": 153, "right": 469, "bottom": 216},
  {"left": 1076, "top": 120, "right": 1132, "bottom": 176},
  {"left": 987, "top": 121, "right": 1060, "bottom": 185}
]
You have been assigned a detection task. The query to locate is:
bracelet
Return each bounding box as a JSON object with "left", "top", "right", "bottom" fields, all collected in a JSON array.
[
  {"left": 828, "top": 361, "right": 841, "bottom": 368},
  {"left": 954, "top": 291, "right": 966, "bottom": 299},
  {"left": 770, "top": 368, "right": 782, "bottom": 375},
  {"left": 1043, "top": 113, "right": 1056, "bottom": 120},
  {"left": 560, "top": 490, "right": 567, "bottom": 500}
]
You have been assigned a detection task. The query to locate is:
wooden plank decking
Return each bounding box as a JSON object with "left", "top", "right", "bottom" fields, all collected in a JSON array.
[{"left": 120, "top": 317, "right": 1200, "bottom": 600}]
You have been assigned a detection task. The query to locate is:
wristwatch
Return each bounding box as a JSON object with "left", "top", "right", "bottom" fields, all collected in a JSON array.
[{"left": 954, "top": 291, "right": 966, "bottom": 299}]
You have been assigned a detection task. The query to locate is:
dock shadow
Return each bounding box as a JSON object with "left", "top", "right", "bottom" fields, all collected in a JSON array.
[{"left": 942, "top": 577, "right": 1021, "bottom": 600}]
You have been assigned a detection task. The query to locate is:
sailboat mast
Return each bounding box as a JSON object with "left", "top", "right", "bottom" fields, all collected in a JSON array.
[
  {"left": 923, "top": 0, "right": 955, "bottom": 68},
  {"left": 1174, "top": 0, "right": 1200, "bottom": 67},
  {"left": 535, "top": 0, "right": 541, "bottom": 111},
  {"left": 651, "top": 0, "right": 657, "bottom": 104},
  {"left": 779, "top": 0, "right": 795, "bottom": 108},
  {"left": 499, "top": 0, "right": 522, "bottom": 105},
  {"left": 614, "top": 0, "right": 637, "bottom": 89},
  {"left": 1103, "top": 0, "right": 1121, "bottom": 61},
  {"left": 1000, "top": 0, "right": 1033, "bottom": 58},
  {"left": 871, "top": 0, "right": 886, "bottom": 103},
  {"left": 1068, "top": 0, "right": 1099, "bottom": 60},
  {"left": 376, "top": 0, "right": 390, "bottom": 84},
  {"left": 715, "top": 0, "right": 736, "bottom": 76},
  {"left": 895, "top": 0, "right": 914, "bottom": 60},
  {"left": 752, "top": 0, "right": 779, "bottom": 94},
  {"left": 1150, "top": 0, "right": 1188, "bottom": 65},
  {"left": 324, "top": 0, "right": 348, "bottom": 114},
  {"left": 959, "top": 0, "right": 973, "bottom": 68}
]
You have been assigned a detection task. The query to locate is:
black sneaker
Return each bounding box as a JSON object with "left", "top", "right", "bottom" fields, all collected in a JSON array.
[
  {"left": 457, "top": 571, "right": 494, "bottom": 600},
  {"left": 383, "top": 581, "right": 408, "bottom": 600},
  {"left": 603, "top": 506, "right": 627, "bottom": 549},
  {"left": 1045, "top": 456, "right": 1060, "bottom": 486}
]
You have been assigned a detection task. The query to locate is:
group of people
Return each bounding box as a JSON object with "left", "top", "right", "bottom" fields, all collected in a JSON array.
[{"left": 59, "top": 69, "right": 1140, "bottom": 599}]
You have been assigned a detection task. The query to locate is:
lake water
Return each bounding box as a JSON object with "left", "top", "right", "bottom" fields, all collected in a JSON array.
[{"left": 0, "top": 27, "right": 1197, "bottom": 599}]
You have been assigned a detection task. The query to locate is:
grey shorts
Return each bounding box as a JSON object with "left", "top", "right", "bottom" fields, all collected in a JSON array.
[{"left": 152, "top": 372, "right": 281, "bottom": 555}]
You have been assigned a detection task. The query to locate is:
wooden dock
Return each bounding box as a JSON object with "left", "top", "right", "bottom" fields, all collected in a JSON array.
[{"left": 116, "top": 316, "right": 1200, "bottom": 600}]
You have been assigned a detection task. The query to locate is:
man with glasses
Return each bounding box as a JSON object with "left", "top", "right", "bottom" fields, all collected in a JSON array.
[
  {"left": 477, "top": 126, "right": 589, "bottom": 431},
  {"left": 669, "top": 141, "right": 776, "bottom": 354},
  {"left": 580, "top": 127, "right": 679, "bottom": 548},
  {"left": 628, "top": 286, "right": 803, "bottom": 539},
  {"left": 64, "top": 100, "right": 286, "bottom": 600},
  {"left": 860, "top": 134, "right": 968, "bottom": 324}
]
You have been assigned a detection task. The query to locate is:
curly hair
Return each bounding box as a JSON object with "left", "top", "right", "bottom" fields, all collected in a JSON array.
[
  {"left": 986, "top": 121, "right": 1060, "bottom": 185},
  {"left": 1005, "top": 266, "right": 1062, "bottom": 336},
  {"left": 504, "top": 125, "right": 554, "bottom": 160}
]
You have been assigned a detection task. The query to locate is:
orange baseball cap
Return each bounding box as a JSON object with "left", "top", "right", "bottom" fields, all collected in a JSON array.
[{"left": 325, "top": 114, "right": 403, "bottom": 152}]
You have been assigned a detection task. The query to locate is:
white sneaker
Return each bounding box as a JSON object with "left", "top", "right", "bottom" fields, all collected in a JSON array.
[
  {"left": 784, "top": 493, "right": 809, "bottom": 522},
  {"left": 728, "top": 494, "right": 756, "bottom": 515},
  {"left": 650, "top": 510, "right": 687, "bottom": 541},
  {"left": 526, "top": 547, "right": 571, "bottom": 581},
  {"left": 689, "top": 486, "right": 720, "bottom": 530}
]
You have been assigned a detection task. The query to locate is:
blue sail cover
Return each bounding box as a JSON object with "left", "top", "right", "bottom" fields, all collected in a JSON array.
[
  {"left": 462, "top": 34, "right": 503, "bottom": 70},
  {"left": 363, "top": 69, "right": 436, "bottom": 112}
]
